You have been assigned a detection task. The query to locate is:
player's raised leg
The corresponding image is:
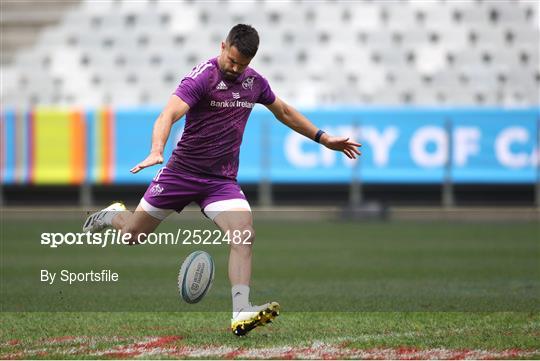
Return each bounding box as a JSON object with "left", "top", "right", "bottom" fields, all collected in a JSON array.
[
  {"left": 209, "top": 203, "right": 280, "bottom": 336},
  {"left": 83, "top": 201, "right": 167, "bottom": 244}
]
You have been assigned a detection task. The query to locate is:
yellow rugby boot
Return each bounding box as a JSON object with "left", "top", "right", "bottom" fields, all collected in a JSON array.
[{"left": 231, "top": 302, "right": 280, "bottom": 336}]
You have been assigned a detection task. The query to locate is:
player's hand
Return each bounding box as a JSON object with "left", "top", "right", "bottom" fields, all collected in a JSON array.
[
  {"left": 321, "top": 135, "right": 362, "bottom": 159},
  {"left": 130, "top": 152, "right": 164, "bottom": 173}
]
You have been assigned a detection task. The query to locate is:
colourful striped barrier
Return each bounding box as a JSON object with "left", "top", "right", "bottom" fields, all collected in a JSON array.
[
  {"left": 1, "top": 107, "right": 182, "bottom": 185},
  {"left": 31, "top": 108, "right": 86, "bottom": 184},
  {"left": 90, "top": 108, "right": 115, "bottom": 184},
  {"left": 2, "top": 107, "right": 117, "bottom": 185},
  {"left": 0, "top": 110, "right": 15, "bottom": 183},
  {"left": 1, "top": 109, "right": 30, "bottom": 184}
]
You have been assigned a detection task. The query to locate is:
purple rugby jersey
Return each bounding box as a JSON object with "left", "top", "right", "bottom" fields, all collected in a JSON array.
[{"left": 168, "top": 57, "right": 275, "bottom": 180}]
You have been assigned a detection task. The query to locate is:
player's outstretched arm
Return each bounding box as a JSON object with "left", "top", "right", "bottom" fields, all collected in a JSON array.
[
  {"left": 265, "top": 97, "right": 362, "bottom": 159},
  {"left": 130, "top": 95, "right": 190, "bottom": 173}
]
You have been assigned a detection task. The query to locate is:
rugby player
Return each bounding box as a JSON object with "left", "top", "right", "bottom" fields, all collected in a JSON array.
[{"left": 83, "top": 24, "right": 361, "bottom": 336}]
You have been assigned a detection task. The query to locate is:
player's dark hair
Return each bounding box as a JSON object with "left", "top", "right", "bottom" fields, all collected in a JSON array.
[{"left": 226, "top": 24, "right": 259, "bottom": 58}]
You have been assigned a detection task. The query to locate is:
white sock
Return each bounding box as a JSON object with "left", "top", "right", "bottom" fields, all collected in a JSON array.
[{"left": 232, "top": 284, "right": 250, "bottom": 314}]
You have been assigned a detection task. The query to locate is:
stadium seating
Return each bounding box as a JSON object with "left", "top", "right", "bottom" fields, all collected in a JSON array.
[{"left": 2, "top": 0, "right": 539, "bottom": 108}]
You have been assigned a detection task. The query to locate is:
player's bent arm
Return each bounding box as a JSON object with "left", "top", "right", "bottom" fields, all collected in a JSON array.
[
  {"left": 265, "top": 97, "right": 362, "bottom": 159},
  {"left": 130, "top": 95, "right": 190, "bottom": 173},
  {"left": 150, "top": 95, "right": 190, "bottom": 155}
]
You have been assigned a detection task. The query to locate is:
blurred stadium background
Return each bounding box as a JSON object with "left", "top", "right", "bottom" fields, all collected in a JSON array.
[{"left": 1, "top": 0, "right": 539, "bottom": 213}]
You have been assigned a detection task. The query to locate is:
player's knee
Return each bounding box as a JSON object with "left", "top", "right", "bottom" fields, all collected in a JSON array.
[
  {"left": 243, "top": 225, "right": 256, "bottom": 245},
  {"left": 230, "top": 224, "right": 255, "bottom": 249}
]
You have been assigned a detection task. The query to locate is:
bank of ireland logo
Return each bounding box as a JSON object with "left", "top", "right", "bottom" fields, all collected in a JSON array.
[
  {"left": 232, "top": 92, "right": 240, "bottom": 99},
  {"left": 150, "top": 183, "right": 164, "bottom": 196},
  {"left": 242, "top": 76, "right": 254, "bottom": 90}
]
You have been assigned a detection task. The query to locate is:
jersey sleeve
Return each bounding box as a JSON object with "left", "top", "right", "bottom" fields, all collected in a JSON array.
[
  {"left": 257, "top": 76, "right": 276, "bottom": 105},
  {"left": 173, "top": 62, "right": 211, "bottom": 107}
]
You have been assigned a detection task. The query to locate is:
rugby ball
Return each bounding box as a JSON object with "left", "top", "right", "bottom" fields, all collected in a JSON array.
[{"left": 178, "top": 251, "right": 215, "bottom": 304}]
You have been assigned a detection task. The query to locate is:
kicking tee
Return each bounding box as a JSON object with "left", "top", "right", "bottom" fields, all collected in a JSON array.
[{"left": 169, "top": 57, "right": 275, "bottom": 180}]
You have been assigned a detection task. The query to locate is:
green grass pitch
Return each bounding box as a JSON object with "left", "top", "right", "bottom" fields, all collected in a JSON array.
[{"left": 1, "top": 212, "right": 539, "bottom": 359}]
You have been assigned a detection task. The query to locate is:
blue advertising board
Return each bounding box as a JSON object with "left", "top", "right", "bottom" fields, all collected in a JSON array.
[{"left": 243, "top": 108, "right": 539, "bottom": 184}]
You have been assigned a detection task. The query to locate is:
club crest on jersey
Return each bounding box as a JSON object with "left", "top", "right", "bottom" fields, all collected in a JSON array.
[
  {"left": 242, "top": 76, "right": 254, "bottom": 90},
  {"left": 150, "top": 183, "right": 164, "bottom": 196},
  {"left": 232, "top": 92, "right": 240, "bottom": 99},
  {"left": 216, "top": 81, "right": 228, "bottom": 90}
]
